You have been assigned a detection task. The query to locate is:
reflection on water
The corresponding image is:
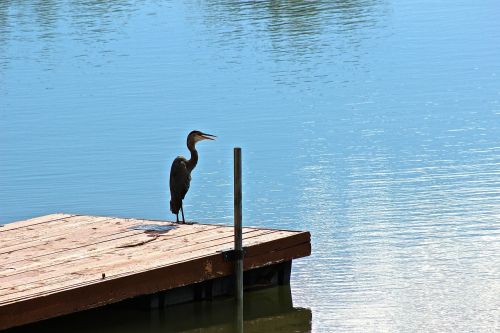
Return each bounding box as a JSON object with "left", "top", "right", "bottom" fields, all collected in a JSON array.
[
  {"left": 1, "top": 0, "right": 499, "bottom": 332},
  {"left": 6, "top": 286, "right": 311, "bottom": 333},
  {"left": 0, "top": 0, "right": 138, "bottom": 71},
  {"left": 195, "top": 0, "right": 388, "bottom": 86},
  {"left": 199, "top": 0, "right": 386, "bottom": 47}
]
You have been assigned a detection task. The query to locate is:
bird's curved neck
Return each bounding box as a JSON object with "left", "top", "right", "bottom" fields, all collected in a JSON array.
[{"left": 186, "top": 142, "right": 198, "bottom": 172}]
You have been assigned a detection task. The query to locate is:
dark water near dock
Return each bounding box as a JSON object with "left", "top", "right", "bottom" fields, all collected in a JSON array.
[
  {"left": 8, "top": 286, "right": 309, "bottom": 333},
  {"left": 1, "top": 0, "right": 499, "bottom": 332}
]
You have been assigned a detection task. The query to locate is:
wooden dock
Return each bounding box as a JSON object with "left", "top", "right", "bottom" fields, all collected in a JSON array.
[{"left": 0, "top": 214, "right": 310, "bottom": 330}]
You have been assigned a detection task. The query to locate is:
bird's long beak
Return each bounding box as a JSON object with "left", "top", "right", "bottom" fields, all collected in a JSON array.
[{"left": 200, "top": 133, "right": 216, "bottom": 140}]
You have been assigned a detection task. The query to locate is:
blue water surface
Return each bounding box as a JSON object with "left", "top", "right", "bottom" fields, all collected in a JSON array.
[{"left": 1, "top": 1, "right": 499, "bottom": 332}]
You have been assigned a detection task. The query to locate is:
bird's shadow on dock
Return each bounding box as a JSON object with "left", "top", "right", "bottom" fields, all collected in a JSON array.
[{"left": 130, "top": 224, "right": 178, "bottom": 235}]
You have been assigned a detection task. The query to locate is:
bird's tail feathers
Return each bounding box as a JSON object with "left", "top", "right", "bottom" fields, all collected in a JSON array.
[{"left": 170, "top": 199, "right": 180, "bottom": 214}]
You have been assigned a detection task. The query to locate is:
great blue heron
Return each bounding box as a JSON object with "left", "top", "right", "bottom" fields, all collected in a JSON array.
[{"left": 169, "top": 130, "right": 216, "bottom": 223}]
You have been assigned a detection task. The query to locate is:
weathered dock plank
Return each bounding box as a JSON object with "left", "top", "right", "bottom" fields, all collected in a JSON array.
[
  {"left": 0, "top": 214, "right": 75, "bottom": 233},
  {"left": 0, "top": 214, "right": 310, "bottom": 330}
]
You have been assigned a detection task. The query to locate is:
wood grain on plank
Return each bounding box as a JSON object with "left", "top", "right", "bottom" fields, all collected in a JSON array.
[
  {"left": 0, "top": 223, "right": 222, "bottom": 271},
  {"left": 0, "top": 229, "right": 278, "bottom": 301},
  {"left": 0, "top": 214, "right": 75, "bottom": 233}
]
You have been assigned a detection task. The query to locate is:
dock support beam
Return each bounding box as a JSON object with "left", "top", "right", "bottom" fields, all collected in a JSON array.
[{"left": 234, "top": 147, "right": 243, "bottom": 332}]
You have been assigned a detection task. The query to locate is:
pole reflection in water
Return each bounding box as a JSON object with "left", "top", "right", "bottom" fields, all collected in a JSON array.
[
  {"left": 235, "top": 298, "right": 244, "bottom": 333},
  {"left": 6, "top": 286, "right": 311, "bottom": 333}
]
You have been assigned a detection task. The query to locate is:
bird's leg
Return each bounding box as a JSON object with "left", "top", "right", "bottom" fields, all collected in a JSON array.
[
  {"left": 176, "top": 213, "right": 179, "bottom": 223},
  {"left": 180, "top": 204, "right": 185, "bottom": 224}
]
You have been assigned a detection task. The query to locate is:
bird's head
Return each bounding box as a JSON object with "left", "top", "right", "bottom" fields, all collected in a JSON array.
[{"left": 187, "top": 130, "right": 216, "bottom": 146}]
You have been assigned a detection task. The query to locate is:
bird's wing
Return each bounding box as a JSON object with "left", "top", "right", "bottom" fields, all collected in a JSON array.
[{"left": 170, "top": 157, "right": 191, "bottom": 201}]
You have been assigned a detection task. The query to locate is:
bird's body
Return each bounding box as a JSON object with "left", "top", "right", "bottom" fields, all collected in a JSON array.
[
  {"left": 169, "top": 156, "right": 193, "bottom": 220},
  {"left": 169, "top": 131, "right": 215, "bottom": 223}
]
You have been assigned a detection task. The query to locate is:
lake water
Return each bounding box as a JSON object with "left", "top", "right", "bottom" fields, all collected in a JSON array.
[{"left": 1, "top": 0, "right": 499, "bottom": 332}]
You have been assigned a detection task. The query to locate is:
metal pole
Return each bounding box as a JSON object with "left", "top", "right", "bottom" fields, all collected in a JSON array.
[
  {"left": 234, "top": 147, "right": 243, "bottom": 302},
  {"left": 234, "top": 147, "right": 244, "bottom": 333}
]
